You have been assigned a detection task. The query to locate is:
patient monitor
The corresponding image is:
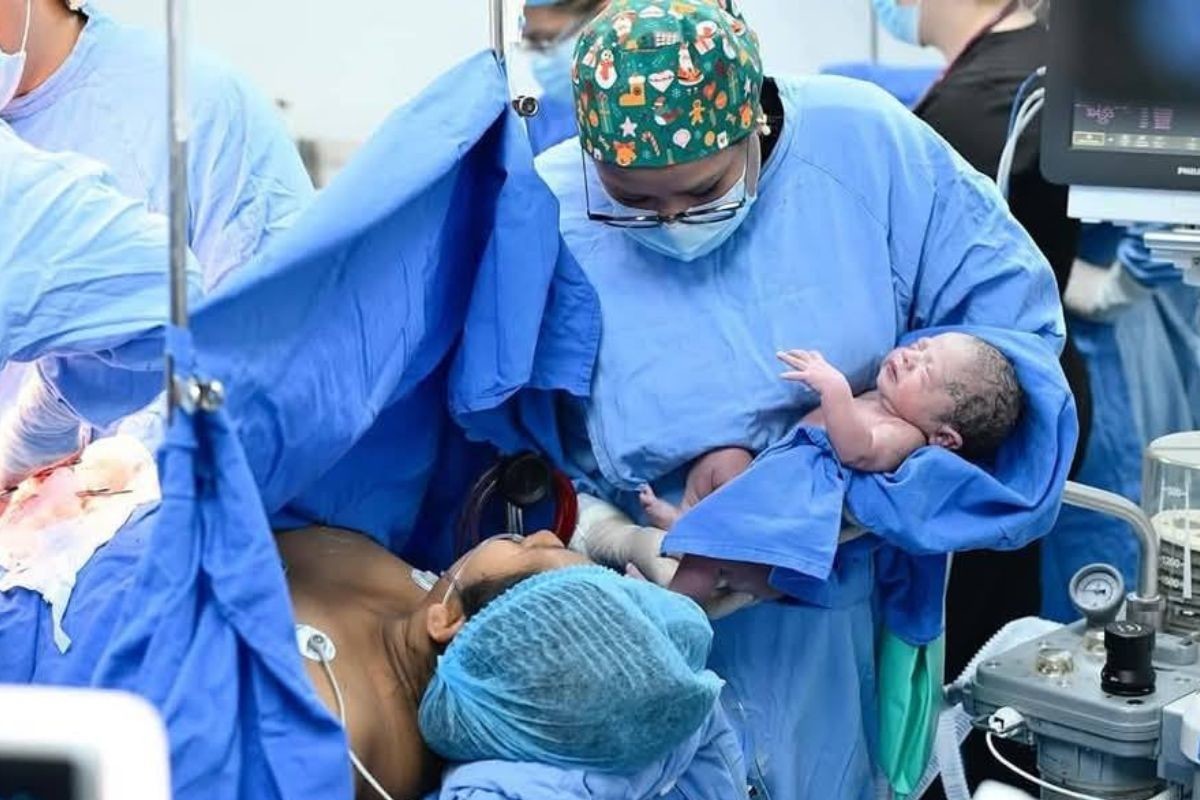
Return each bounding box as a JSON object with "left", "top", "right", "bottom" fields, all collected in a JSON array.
[
  {"left": 0, "top": 687, "right": 170, "bottom": 800},
  {"left": 1041, "top": 0, "right": 1200, "bottom": 282}
]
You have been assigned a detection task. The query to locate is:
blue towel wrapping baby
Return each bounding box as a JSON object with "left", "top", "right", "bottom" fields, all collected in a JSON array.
[{"left": 664, "top": 325, "right": 1076, "bottom": 646}]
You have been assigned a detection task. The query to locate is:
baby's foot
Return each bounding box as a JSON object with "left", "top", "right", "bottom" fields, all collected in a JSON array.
[{"left": 639, "top": 484, "right": 682, "bottom": 530}]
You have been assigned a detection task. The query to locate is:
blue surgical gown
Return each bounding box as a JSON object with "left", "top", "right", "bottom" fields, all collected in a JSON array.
[
  {"left": 1, "top": 4, "right": 313, "bottom": 292},
  {"left": 0, "top": 124, "right": 201, "bottom": 397},
  {"left": 436, "top": 701, "right": 747, "bottom": 799},
  {"left": 534, "top": 75, "right": 1065, "bottom": 800},
  {"left": 0, "top": 4, "right": 311, "bottom": 478}
]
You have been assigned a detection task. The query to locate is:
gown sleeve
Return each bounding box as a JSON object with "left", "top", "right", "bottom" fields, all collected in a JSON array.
[{"left": 0, "top": 128, "right": 202, "bottom": 484}]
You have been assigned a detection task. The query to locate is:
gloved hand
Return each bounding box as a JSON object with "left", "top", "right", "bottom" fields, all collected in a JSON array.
[
  {"left": 627, "top": 559, "right": 759, "bottom": 620},
  {"left": 1118, "top": 232, "right": 1182, "bottom": 287},
  {"left": 669, "top": 554, "right": 780, "bottom": 620},
  {"left": 570, "top": 494, "right": 681, "bottom": 587},
  {"left": 0, "top": 369, "right": 86, "bottom": 489}
]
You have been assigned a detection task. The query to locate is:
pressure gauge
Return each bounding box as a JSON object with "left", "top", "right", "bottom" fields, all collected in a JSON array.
[{"left": 1069, "top": 563, "right": 1126, "bottom": 628}]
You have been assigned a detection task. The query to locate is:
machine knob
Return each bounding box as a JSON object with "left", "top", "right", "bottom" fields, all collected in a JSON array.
[{"left": 1101, "top": 621, "right": 1156, "bottom": 697}]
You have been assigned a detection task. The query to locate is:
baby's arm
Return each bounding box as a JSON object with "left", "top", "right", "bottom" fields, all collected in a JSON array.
[
  {"left": 641, "top": 447, "right": 755, "bottom": 529},
  {"left": 851, "top": 417, "right": 927, "bottom": 472},
  {"left": 778, "top": 350, "right": 923, "bottom": 472}
]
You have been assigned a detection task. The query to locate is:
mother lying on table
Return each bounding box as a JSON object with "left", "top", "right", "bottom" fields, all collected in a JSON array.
[{"left": 282, "top": 526, "right": 743, "bottom": 800}]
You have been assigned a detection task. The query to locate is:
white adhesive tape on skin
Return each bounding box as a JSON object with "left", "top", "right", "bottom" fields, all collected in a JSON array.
[{"left": 295, "top": 624, "right": 337, "bottom": 663}]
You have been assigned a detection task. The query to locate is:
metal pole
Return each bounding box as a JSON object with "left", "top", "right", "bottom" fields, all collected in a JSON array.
[
  {"left": 489, "top": 0, "right": 505, "bottom": 61},
  {"left": 166, "top": 0, "right": 190, "bottom": 415},
  {"left": 1062, "top": 481, "right": 1164, "bottom": 627},
  {"left": 868, "top": 0, "right": 879, "bottom": 63}
]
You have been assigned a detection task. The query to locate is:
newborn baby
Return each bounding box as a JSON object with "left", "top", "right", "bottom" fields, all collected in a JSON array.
[{"left": 641, "top": 333, "right": 1023, "bottom": 528}]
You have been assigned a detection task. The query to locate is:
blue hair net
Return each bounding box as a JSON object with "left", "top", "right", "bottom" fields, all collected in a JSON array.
[{"left": 418, "top": 565, "right": 724, "bottom": 772}]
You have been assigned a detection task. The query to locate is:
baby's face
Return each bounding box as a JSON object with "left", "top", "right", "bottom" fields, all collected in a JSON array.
[{"left": 876, "top": 333, "right": 979, "bottom": 438}]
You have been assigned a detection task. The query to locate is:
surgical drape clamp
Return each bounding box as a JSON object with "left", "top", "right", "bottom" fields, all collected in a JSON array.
[{"left": 171, "top": 376, "right": 226, "bottom": 415}]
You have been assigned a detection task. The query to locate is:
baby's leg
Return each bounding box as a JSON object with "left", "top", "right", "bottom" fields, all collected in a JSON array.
[
  {"left": 640, "top": 484, "right": 683, "bottom": 529},
  {"left": 681, "top": 447, "right": 754, "bottom": 510}
]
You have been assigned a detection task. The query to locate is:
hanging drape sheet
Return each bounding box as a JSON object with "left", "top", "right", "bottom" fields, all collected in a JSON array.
[
  {"left": 39, "top": 50, "right": 570, "bottom": 557},
  {"left": 0, "top": 51, "right": 574, "bottom": 799}
]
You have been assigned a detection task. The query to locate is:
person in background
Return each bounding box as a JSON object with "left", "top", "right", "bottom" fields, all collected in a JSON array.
[
  {"left": 1053, "top": 223, "right": 1200, "bottom": 615},
  {"left": 520, "top": 0, "right": 607, "bottom": 155},
  {"left": 0, "top": 0, "right": 313, "bottom": 486}
]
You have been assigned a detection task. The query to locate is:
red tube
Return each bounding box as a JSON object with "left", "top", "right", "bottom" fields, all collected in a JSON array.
[{"left": 551, "top": 470, "right": 577, "bottom": 545}]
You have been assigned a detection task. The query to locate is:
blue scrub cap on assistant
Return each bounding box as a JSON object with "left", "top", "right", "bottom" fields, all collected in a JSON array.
[{"left": 418, "top": 565, "right": 723, "bottom": 772}]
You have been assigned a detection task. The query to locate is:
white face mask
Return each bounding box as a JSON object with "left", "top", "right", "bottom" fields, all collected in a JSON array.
[{"left": 0, "top": 0, "right": 32, "bottom": 110}]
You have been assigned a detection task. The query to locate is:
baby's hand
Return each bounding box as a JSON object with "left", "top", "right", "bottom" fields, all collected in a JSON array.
[{"left": 777, "top": 350, "right": 850, "bottom": 397}]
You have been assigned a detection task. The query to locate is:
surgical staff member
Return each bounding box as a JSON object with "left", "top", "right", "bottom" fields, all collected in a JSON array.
[
  {"left": 0, "top": 0, "right": 312, "bottom": 485},
  {"left": 536, "top": 1, "right": 1068, "bottom": 797},
  {"left": 521, "top": 0, "right": 607, "bottom": 155},
  {"left": 872, "top": 1, "right": 1085, "bottom": 786},
  {"left": 0, "top": 0, "right": 313, "bottom": 291}
]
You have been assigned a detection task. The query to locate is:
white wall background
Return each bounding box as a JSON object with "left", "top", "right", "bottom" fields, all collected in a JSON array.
[{"left": 102, "top": 0, "right": 943, "bottom": 144}]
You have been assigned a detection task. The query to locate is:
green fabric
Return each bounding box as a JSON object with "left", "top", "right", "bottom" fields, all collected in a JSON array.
[
  {"left": 877, "top": 631, "right": 946, "bottom": 799},
  {"left": 570, "top": 0, "right": 764, "bottom": 168}
]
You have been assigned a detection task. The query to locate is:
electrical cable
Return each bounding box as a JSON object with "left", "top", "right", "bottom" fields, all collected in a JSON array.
[
  {"left": 1007, "top": 67, "right": 1046, "bottom": 138},
  {"left": 312, "top": 640, "right": 398, "bottom": 800},
  {"left": 997, "top": 87, "right": 1045, "bottom": 198}
]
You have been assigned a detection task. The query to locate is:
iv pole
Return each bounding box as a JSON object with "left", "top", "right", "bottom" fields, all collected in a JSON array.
[
  {"left": 165, "top": 0, "right": 223, "bottom": 417},
  {"left": 489, "top": 0, "right": 505, "bottom": 61},
  {"left": 165, "top": 0, "right": 188, "bottom": 417}
]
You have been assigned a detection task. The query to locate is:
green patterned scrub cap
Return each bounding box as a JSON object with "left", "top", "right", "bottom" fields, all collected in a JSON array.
[{"left": 571, "top": 0, "right": 764, "bottom": 169}]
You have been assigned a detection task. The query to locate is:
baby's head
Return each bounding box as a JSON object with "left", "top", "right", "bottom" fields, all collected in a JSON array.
[{"left": 877, "top": 333, "right": 1023, "bottom": 461}]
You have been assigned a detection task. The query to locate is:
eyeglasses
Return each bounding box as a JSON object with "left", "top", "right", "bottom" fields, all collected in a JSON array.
[
  {"left": 517, "top": 14, "right": 589, "bottom": 54},
  {"left": 581, "top": 135, "right": 762, "bottom": 229}
]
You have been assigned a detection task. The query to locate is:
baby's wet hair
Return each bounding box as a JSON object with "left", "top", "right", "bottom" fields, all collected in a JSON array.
[{"left": 940, "top": 338, "right": 1023, "bottom": 462}]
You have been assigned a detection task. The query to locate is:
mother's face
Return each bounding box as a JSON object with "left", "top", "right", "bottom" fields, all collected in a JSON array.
[
  {"left": 421, "top": 532, "right": 591, "bottom": 646},
  {"left": 431, "top": 531, "right": 589, "bottom": 603},
  {"left": 594, "top": 137, "right": 749, "bottom": 218}
]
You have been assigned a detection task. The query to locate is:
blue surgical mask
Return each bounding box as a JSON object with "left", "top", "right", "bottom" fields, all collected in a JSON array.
[
  {"left": 532, "top": 35, "right": 578, "bottom": 108},
  {"left": 871, "top": 0, "right": 921, "bottom": 46},
  {"left": 618, "top": 178, "right": 758, "bottom": 263}
]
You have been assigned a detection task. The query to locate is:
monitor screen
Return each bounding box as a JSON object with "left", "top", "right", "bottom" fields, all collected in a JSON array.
[
  {"left": 1043, "top": 0, "right": 1200, "bottom": 189},
  {"left": 1065, "top": 1, "right": 1200, "bottom": 159},
  {"left": 0, "top": 755, "right": 80, "bottom": 800},
  {"left": 1071, "top": 101, "right": 1200, "bottom": 159}
]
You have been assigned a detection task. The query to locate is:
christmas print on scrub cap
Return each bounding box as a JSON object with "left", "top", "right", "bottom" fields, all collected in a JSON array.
[{"left": 571, "top": 0, "right": 764, "bottom": 169}]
